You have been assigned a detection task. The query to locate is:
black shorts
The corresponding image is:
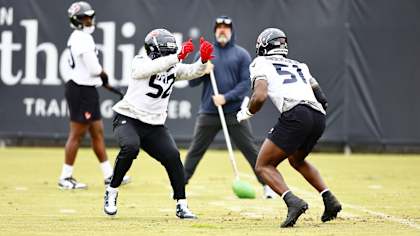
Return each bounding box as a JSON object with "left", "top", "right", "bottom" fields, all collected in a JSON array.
[
  {"left": 267, "top": 104, "right": 326, "bottom": 155},
  {"left": 65, "top": 80, "right": 101, "bottom": 123}
]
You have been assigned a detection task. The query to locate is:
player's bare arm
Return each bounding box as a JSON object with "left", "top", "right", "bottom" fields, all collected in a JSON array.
[
  {"left": 248, "top": 79, "right": 268, "bottom": 114},
  {"left": 236, "top": 78, "right": 268, "bottom": 122}
]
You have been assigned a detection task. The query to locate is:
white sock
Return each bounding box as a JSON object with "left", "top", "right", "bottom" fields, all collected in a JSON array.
[
  {"left": 281, "top": 190, "right": 291, "bottom": 199},
  {"left": 107, "top": 186, "right": 118, "bottom": 192},
  {"left": 177, "top": 199, "right": 188, "bottom": 207},
  {"left": 320, "top": 189, "right": 330, "bottom": 196},
  {"left": 60, "top": 164, "right": 73, "bottom": 180},
  {"left": 100, "top": 160, "right": 113, "bottom": 179}
]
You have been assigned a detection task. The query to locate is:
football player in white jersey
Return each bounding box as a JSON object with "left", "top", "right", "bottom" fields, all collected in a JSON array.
[
  {"left": 59, "top": 1, "right": 130, "bottom": 190},
  {"left": 237, "top": 28, "right": 341, "bottom": 227},
  {"left": 103, "top": 29, "right": 214, "bottom": 219}
]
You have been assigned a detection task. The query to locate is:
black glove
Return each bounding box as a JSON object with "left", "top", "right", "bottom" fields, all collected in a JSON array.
[
  {"left": 312, "top": 86, "right": 328, "bottom": 110},
  {"left": 99, "top": 71, "right": 109, "bottom": 86}
]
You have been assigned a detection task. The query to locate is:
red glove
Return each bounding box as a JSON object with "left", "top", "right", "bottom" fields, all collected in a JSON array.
[
  {"left": 200, "top": 37, "right": 214, "bottom": 63},
  {"left": 178, "top": 39, "right": 194, "bottom": 61}
]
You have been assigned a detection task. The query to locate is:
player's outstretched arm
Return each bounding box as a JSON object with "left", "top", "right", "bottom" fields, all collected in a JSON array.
[
  {"left": 132, "top": 39, "right": 195, "bottom": 80},
  {"left": 237, "top": 79, "right": 268, "bottom": 122},
  {"left": 131, "top": 54, "right": 179, "bottom": 80},
  {"left": 249, "top": 79, "right": 268, "bottom": 113}
]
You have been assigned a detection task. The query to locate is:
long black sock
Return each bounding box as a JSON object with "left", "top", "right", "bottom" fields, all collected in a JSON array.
[{"left": 110, "top": 157, "right": 133, "bottom": 188}]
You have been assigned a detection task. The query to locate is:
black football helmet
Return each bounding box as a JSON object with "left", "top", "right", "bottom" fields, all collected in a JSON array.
[
  {"left": 256, "top": 28, "right": 288, "bottom": 56},
  {"left": 144, "top": 29, "right": 178, "bottom": 60},
  {"left": 68, "top": 1, "right": 95, "bottom": 29}
]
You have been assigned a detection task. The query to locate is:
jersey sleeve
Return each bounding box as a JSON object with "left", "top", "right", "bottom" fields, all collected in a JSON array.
[
  {"left": 131, "top": 54, "right": 179, "bottom": 80},
  {"left": 82, "top": 51, "right": 102, "bottom": 76},
  {"left": 249, "top": 56, "right": 272, "bottom": 89},
  {"left": 299, "top": 63, "right": 319, "bottom": 87},
  {"left": 70, "top": 33, "right": 96, "bottom": 56},
  {"left": 175, "top": 60, "right": 207, "bottom": 81}
]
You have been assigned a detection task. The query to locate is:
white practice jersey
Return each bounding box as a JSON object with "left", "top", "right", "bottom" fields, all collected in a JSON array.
[
  {"left": 249, "top": 55, "right": 325, "bottom": 114},
  {"left": 113, "top": 54, "right": 208, "bottom": 125},
  {"left": 67, "top": 30, "right": 102, "bottom": 86}
]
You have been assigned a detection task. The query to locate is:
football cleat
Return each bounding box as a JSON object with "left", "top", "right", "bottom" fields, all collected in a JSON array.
[
  {"left": 176, "top": 203, "right": 197, "bottom": 219},
  {"left": 281, "top": 192, "right": 308, "bottom": 228},
  {"left": 263, "top": 185, "right": 277, "bottom": 199},
  {"left": 104, "top": 187, "right": 118, "bottom": 216},
  {"left": 321, "top": 191, "right": 342, "bottom": 222},
  {"left": 58, "top": 177, "right": 88, "bottom": 190},
  {"left": 104, "top": 175, "right": 131, "bottom": 187}
]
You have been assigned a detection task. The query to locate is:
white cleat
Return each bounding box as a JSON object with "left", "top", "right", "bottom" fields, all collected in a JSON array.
[
  {"left": 104, "top": 175, "right": 131, "bottom": 187},
  {"left": 176, "top": 203, "right": 197, "bottom": 219},
  {"left": 104, "top": 186, "right": 118, "bottom": 216},
  {"left": 58, "top": 177, "right": 88, "bottom": 190},
  {"left": 263, "top": 185, "right": 277, "bottom": 199}
]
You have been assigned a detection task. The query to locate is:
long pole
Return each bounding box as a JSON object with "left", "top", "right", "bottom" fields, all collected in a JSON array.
[{"left": 209, "top": 70, "right": 240, "bottom": 181}]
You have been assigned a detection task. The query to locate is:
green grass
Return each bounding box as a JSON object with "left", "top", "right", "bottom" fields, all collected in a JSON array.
[{"left": 0, "top": 147, "right": 420, "bottom": 235}]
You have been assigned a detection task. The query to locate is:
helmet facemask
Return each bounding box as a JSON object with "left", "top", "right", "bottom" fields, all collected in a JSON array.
[{"left": 266, "top": 37, "right": 288, "bottom": 56}]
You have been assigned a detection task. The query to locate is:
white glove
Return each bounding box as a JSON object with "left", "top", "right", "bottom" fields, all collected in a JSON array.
[
  {"left": 237, "top": 108, "right": 254, "bottom": 123},
  {"left": 204, "top": 60, "right": 214, "bottom": 74}
]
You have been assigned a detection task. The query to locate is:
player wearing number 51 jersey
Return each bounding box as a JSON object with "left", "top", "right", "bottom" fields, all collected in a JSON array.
[
  {"left": 104, "top": 29, "right": 214, "bottom": 219},
  {"left": 237, "top": 28, "right": 341, "bottom": 228},
  {"left": 250, "top": 53, "right": 326, "bottom": 115}
]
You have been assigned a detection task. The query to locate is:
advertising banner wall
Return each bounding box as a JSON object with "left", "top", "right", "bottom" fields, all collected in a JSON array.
[{"left": 1, "top": 0, "right": 420, "bottom": 150}]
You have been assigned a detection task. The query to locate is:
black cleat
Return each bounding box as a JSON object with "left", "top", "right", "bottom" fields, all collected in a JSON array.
[
  {"left": 280, "top": 192, "right": 309, "bottom": 228},
  {"left": 321, "top": 191, "right": 342, "bottom": 222}
]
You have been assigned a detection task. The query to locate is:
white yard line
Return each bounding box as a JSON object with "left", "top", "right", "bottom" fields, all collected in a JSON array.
[
  {"left": 226, "top": 206, "right": 242, "bottom": 212},
  {"left": 368, "top": 184, "right": 383, "bottom": 190},
  {"left": 240, "top": 173, "right": 420, "bottom": 230},
  {"left": 240, "top": 212, "right": 263, "bottom": 218},
  {"left": 344, "top": 203, "right": 420, "bottom": 230},
  {"left": 59, "top": 209, "right": 76, "bottom": 214},
  {"left": 293, "top": 186, "right": 420, "bottom": 230},
  {"left": 158, "top": 208, "right": 173, "bottom": 212},
  {"left": 15, "top": 186, "right": 28, "bottom": 191}
]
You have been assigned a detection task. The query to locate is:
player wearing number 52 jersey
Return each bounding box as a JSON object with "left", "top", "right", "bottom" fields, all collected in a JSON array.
[
  {"left": 104, "top": 29, "right": 214, "bottom": 219},
  {"left": 237, "top": 28, "right": 341, "bottom": 228}
]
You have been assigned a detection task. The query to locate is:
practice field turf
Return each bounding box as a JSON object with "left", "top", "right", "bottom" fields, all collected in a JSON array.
[{"left": 0, "top": 147, "right": 419, "bottom": 235}]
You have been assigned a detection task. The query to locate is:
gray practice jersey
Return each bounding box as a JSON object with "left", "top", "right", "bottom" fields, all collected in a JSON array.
[
  {"left": 249, "top": 55, "right": 325, "bottom": 114},
  {"left": 113, "top": 54, "right": 208, "bottom": 125}
]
